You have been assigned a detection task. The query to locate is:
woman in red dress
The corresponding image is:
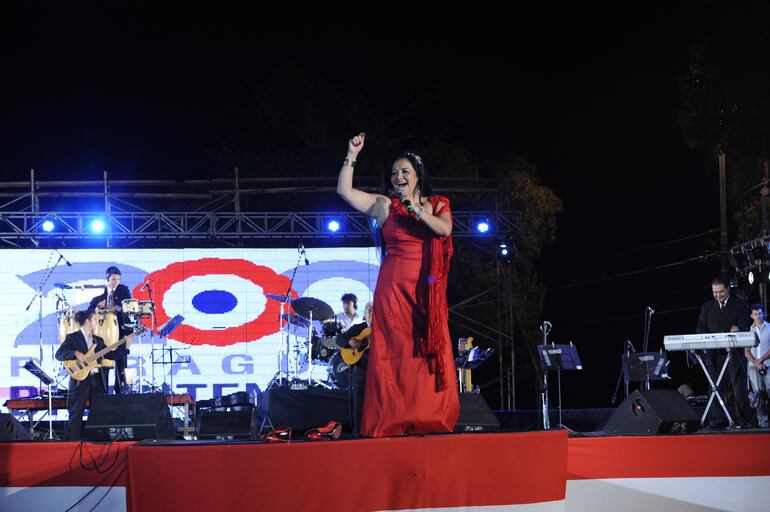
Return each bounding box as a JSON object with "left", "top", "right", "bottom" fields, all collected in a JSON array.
[{"left": 337, "top": 132, "right": 460, "bottom": 437}]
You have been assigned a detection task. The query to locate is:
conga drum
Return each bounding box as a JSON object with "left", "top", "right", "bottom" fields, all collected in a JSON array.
[
  {"left": 94, "top": 308, "right": 119, "bottom": 346},
  {"left": 58, "top": 309, "right": 80, "bottom": 343}
]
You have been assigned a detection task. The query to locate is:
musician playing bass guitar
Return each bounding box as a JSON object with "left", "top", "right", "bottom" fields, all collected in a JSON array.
[
  {"left": 55, "top": 310, "right": 119, "bottom": 440},
  {"left": 335, "top": 301, "right": 373, "bottom": 434}
]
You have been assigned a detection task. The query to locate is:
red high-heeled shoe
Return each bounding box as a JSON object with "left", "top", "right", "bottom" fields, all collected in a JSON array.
[
  {"left": 261, "top": 427, "right": 292, "bottom": 443},
  {"left": 305, "top": 421, "right": 342, "bottom": 441}
]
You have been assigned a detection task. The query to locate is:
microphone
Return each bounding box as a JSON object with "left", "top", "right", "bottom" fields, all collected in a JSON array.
[
  {"left": 397, "top": 188, "right": 415, "bottom": 213},
  {"left": 140, "top": 280, "right": 151, "bottom": 292},
  {"left": 647, "top": 306, "right": 655, "bottom": 314},
  {"left": 625, "top": 340, "right": 636, "bottom": 352},
  {"left": 55, "top": 249, "right": 72, "bottom": 267}
]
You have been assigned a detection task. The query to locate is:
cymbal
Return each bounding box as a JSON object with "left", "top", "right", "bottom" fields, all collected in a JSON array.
[
  {"left": 280, "top": 313, "right": 309, "bottom": 327},
  {"left": 265, "top": 293, "right": 291, "bottom": 302},
  {"left": 291, "top": 297, "right": 334, "bottom": 323}
]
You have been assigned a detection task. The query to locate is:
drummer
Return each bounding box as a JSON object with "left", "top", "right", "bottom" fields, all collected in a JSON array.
[
  {"left": 88, "top": 265, "right": 132, "bottom": 394},
  {"left": 333, "top": 293, "right": 365, "bottom": 330}
]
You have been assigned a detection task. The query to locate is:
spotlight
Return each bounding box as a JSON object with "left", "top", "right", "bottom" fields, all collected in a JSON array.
[
  {"left": 496, "top": 240, "right": 515, "bottom": 264},
  {"left": 41, "top": 220, "right": 55, "bottom": 232},
  {"left": 90, "top": 218, "right": 106, "bottom": 233},
  {"left": 327, "top": 220, "right": 340, "bottom": 233},
  {"left": 476, "top": 219, "right": 490, "bottom": 234},
  {"left": 749, "top": 271, "right": 755, "bottom": 285}
]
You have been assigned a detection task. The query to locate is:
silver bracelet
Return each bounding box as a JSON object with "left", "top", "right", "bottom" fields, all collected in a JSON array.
[
  {"left": 343, "top": 158, "right": 356, "bottom": 168},
  {"left": 415, "top": 206, "right": 425, "bottom": 220}
]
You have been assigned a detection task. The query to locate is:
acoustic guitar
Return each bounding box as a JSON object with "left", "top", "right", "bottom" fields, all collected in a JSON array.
[
  {"left": 340, "top": 327, "right": 371, "bottom": 366},
  {"left": 64, "top": 326, "right": 145, "bottom": 381}
]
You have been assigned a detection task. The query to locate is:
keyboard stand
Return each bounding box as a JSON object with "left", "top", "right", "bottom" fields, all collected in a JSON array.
[{"left": 692, "top": 349, "right": 735, "bottom": 428}]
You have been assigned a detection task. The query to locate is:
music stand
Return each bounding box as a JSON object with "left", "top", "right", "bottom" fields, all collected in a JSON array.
[
  {"left": 153, "top": 315, "right": 186, "bottom": 394},
  {"left": 455, "top": 347, "right": 494, "bottom": 392},
  {"left": 537, "top": 343, "right": 583, "bottom": 430},
  {"left": 622, "top": 351, "right": 669, "bottom": 394},
  {"left": 23, "top": 360, "right": 57, "bottom": 440}
]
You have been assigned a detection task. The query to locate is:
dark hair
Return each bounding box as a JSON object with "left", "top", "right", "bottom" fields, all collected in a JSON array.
[
  {"left": 378, "top": 151, "right": 434, "bottom": 198},
  {"left": 374, "top": 151, "right": 434, "bottom": 259},
  {"left": 751, "top": 303, "right": 765, "bottom": 313},
  {"left": 75, "top": 310, "right": 94, "bottom": 325},
  {"left": 711, "top": 275, "right": 730, "bottom": 288},
  {"left": 341, "top": 293, "right": 358, "bottom": 309},
  {"left": 106, "top": 266, "right": 121, "bottom": 278}
]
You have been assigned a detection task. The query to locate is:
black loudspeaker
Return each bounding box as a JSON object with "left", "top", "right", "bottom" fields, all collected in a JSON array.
[
  {"left": 84, "top": 393, "right": 176, "bottom": 441},
  {"left": 0, "top": 413, "right": 31, "bottom": 441},
  {"left": 454, "top": 392, "right": 500, "bottom": 433},
  {"left": 604, "top": 389, "right": 700, "bottom": 436},
  {"left": 197, "top": 409, "right": 255, "bottom": 439}
]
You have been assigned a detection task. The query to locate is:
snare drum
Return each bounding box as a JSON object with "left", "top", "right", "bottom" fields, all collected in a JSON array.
[
  {"left": 121, "top": 298, "right": 140, "bottom": 314},
  {"left": 94, "top": 308, "right": 119, "bottom": 346},
  {"left": 138, "top": 300, "right": 154, "bottom": 316},
  {"left": 58, "top": 309, "right": 80, "bottom": 343}
]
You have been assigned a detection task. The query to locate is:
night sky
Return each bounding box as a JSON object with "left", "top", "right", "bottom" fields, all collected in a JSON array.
[{"left": 3, "top": 6, "right": 768, "bottom": 409}]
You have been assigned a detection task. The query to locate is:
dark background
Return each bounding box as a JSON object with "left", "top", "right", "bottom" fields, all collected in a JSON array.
[{"left": 3, "top": 6, "right": 767, "bottom": 410}]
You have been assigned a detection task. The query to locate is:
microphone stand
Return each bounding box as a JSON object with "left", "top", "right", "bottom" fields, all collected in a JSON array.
[
  {"left": 540, "top": 321, "right": 552, "bottom": 430},
  {"left": 642, "top": 306, "right": 655, "bottom": 390},
  {"left": 277, "top": 246, "right": 304, "bottom": 387},
  {"left": 24, "top": 250, "right": 65, "bottom": 439}
]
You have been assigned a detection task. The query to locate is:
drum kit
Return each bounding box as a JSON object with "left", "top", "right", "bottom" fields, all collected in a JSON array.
[{"left": 267, "top": 294, "right": 351, "bottom": 390}]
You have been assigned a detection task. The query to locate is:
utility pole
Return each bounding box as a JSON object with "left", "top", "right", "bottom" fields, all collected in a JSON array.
[{"left": 719, "top": 151, "right": 729, "bottom": 274}]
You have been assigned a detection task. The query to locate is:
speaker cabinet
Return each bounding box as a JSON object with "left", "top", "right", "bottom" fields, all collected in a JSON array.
[
  {"left": 454, "top": 392, "right": 500, "bottom": 433},
  {"left": 197, "top": 409, "right": 255, "bottom": 439},
  {"left": 0, "top": 413, "right": 31, "bottom": 441},
  {"left": 85, "top": 393, "right": 176, "bottom": 441},
  {"left": 604, "top": 389, "right": 700, "bottom": 436}
]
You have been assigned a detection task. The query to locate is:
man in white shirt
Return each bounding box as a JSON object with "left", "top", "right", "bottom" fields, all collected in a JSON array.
[
  {"left": 747, "top": 303, "right": 770, "bottom": 427},
  {"left": 334, "top": 293, "right": 365, "bottom": 330}
]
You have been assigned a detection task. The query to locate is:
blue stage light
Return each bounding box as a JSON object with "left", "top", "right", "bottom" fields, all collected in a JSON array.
[
  {"left": 476, "top": 220, "right": 490, "bottom": 233},
  {"left": 327, "top": 220, "right": 341, "bottom": 233},
  {"left": 90, "top": 219, "right": 106, "bottom": 233},
  {"left": 41, "top": 220, "right": 55, "bottom": 232}
]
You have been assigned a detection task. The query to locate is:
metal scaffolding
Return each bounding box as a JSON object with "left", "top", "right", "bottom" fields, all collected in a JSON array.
[{"left": 1, "top": 170, "right": 521, "bottom": 247}]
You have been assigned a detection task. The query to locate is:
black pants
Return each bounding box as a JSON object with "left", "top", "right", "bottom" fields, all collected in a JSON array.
[
  {"left": 66, "top": 372, "right": 108, "bottom": 440},
  {"left": 349, "top": 355, "right": 368, "bottom": 434},
  {"left": 704, "top": 348, "right": 753, "bottom": 427}
]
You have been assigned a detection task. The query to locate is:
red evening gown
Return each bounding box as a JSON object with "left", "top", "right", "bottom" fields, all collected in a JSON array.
[{"left": 361, "top": 195, "right": 460, "bottom": 437}]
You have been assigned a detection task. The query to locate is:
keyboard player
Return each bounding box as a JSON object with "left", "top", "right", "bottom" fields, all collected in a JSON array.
[{"left": 695, "top": 275, "right": 754, "bottom": 428}]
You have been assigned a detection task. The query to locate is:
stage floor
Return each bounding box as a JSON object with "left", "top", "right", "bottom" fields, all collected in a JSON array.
[{"left": 2, "top": 429, "right": 769, "bottom": 512}]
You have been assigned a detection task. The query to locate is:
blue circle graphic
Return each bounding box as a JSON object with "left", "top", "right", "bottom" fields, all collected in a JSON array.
[{"left": 191, "top": 290, "right": 238, "bottom": 314}]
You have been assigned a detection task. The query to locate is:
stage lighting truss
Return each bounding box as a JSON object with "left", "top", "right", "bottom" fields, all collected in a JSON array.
[{"left": 731, "top": 236, "right": 770, "bottom": 285}]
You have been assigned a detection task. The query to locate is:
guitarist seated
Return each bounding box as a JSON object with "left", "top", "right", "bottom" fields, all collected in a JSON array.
[
  {"left": 55, "top": 310, "right": 127, "bottom": 440},
  {"left": 335, "top": 301, "right": 372, "bottom": 434},
  {"left": 335, "top": 301, "right": 372, "bottom": 357}
]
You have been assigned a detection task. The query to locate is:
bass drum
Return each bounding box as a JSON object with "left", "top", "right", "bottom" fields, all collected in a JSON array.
[
  {"left": 328, "top": 352, "right": 351, "bottom": 390},
  {"left": 58, "top": 309, "right": 80, "bottom": 343}
]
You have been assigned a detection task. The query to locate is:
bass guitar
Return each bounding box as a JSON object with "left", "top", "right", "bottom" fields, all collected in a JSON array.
[
  {"left": 340, "top": 327, "right": 371, "bottom": 366},
  {"left": 64, "top": 326, "right": 145, "bottom": 381}
]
